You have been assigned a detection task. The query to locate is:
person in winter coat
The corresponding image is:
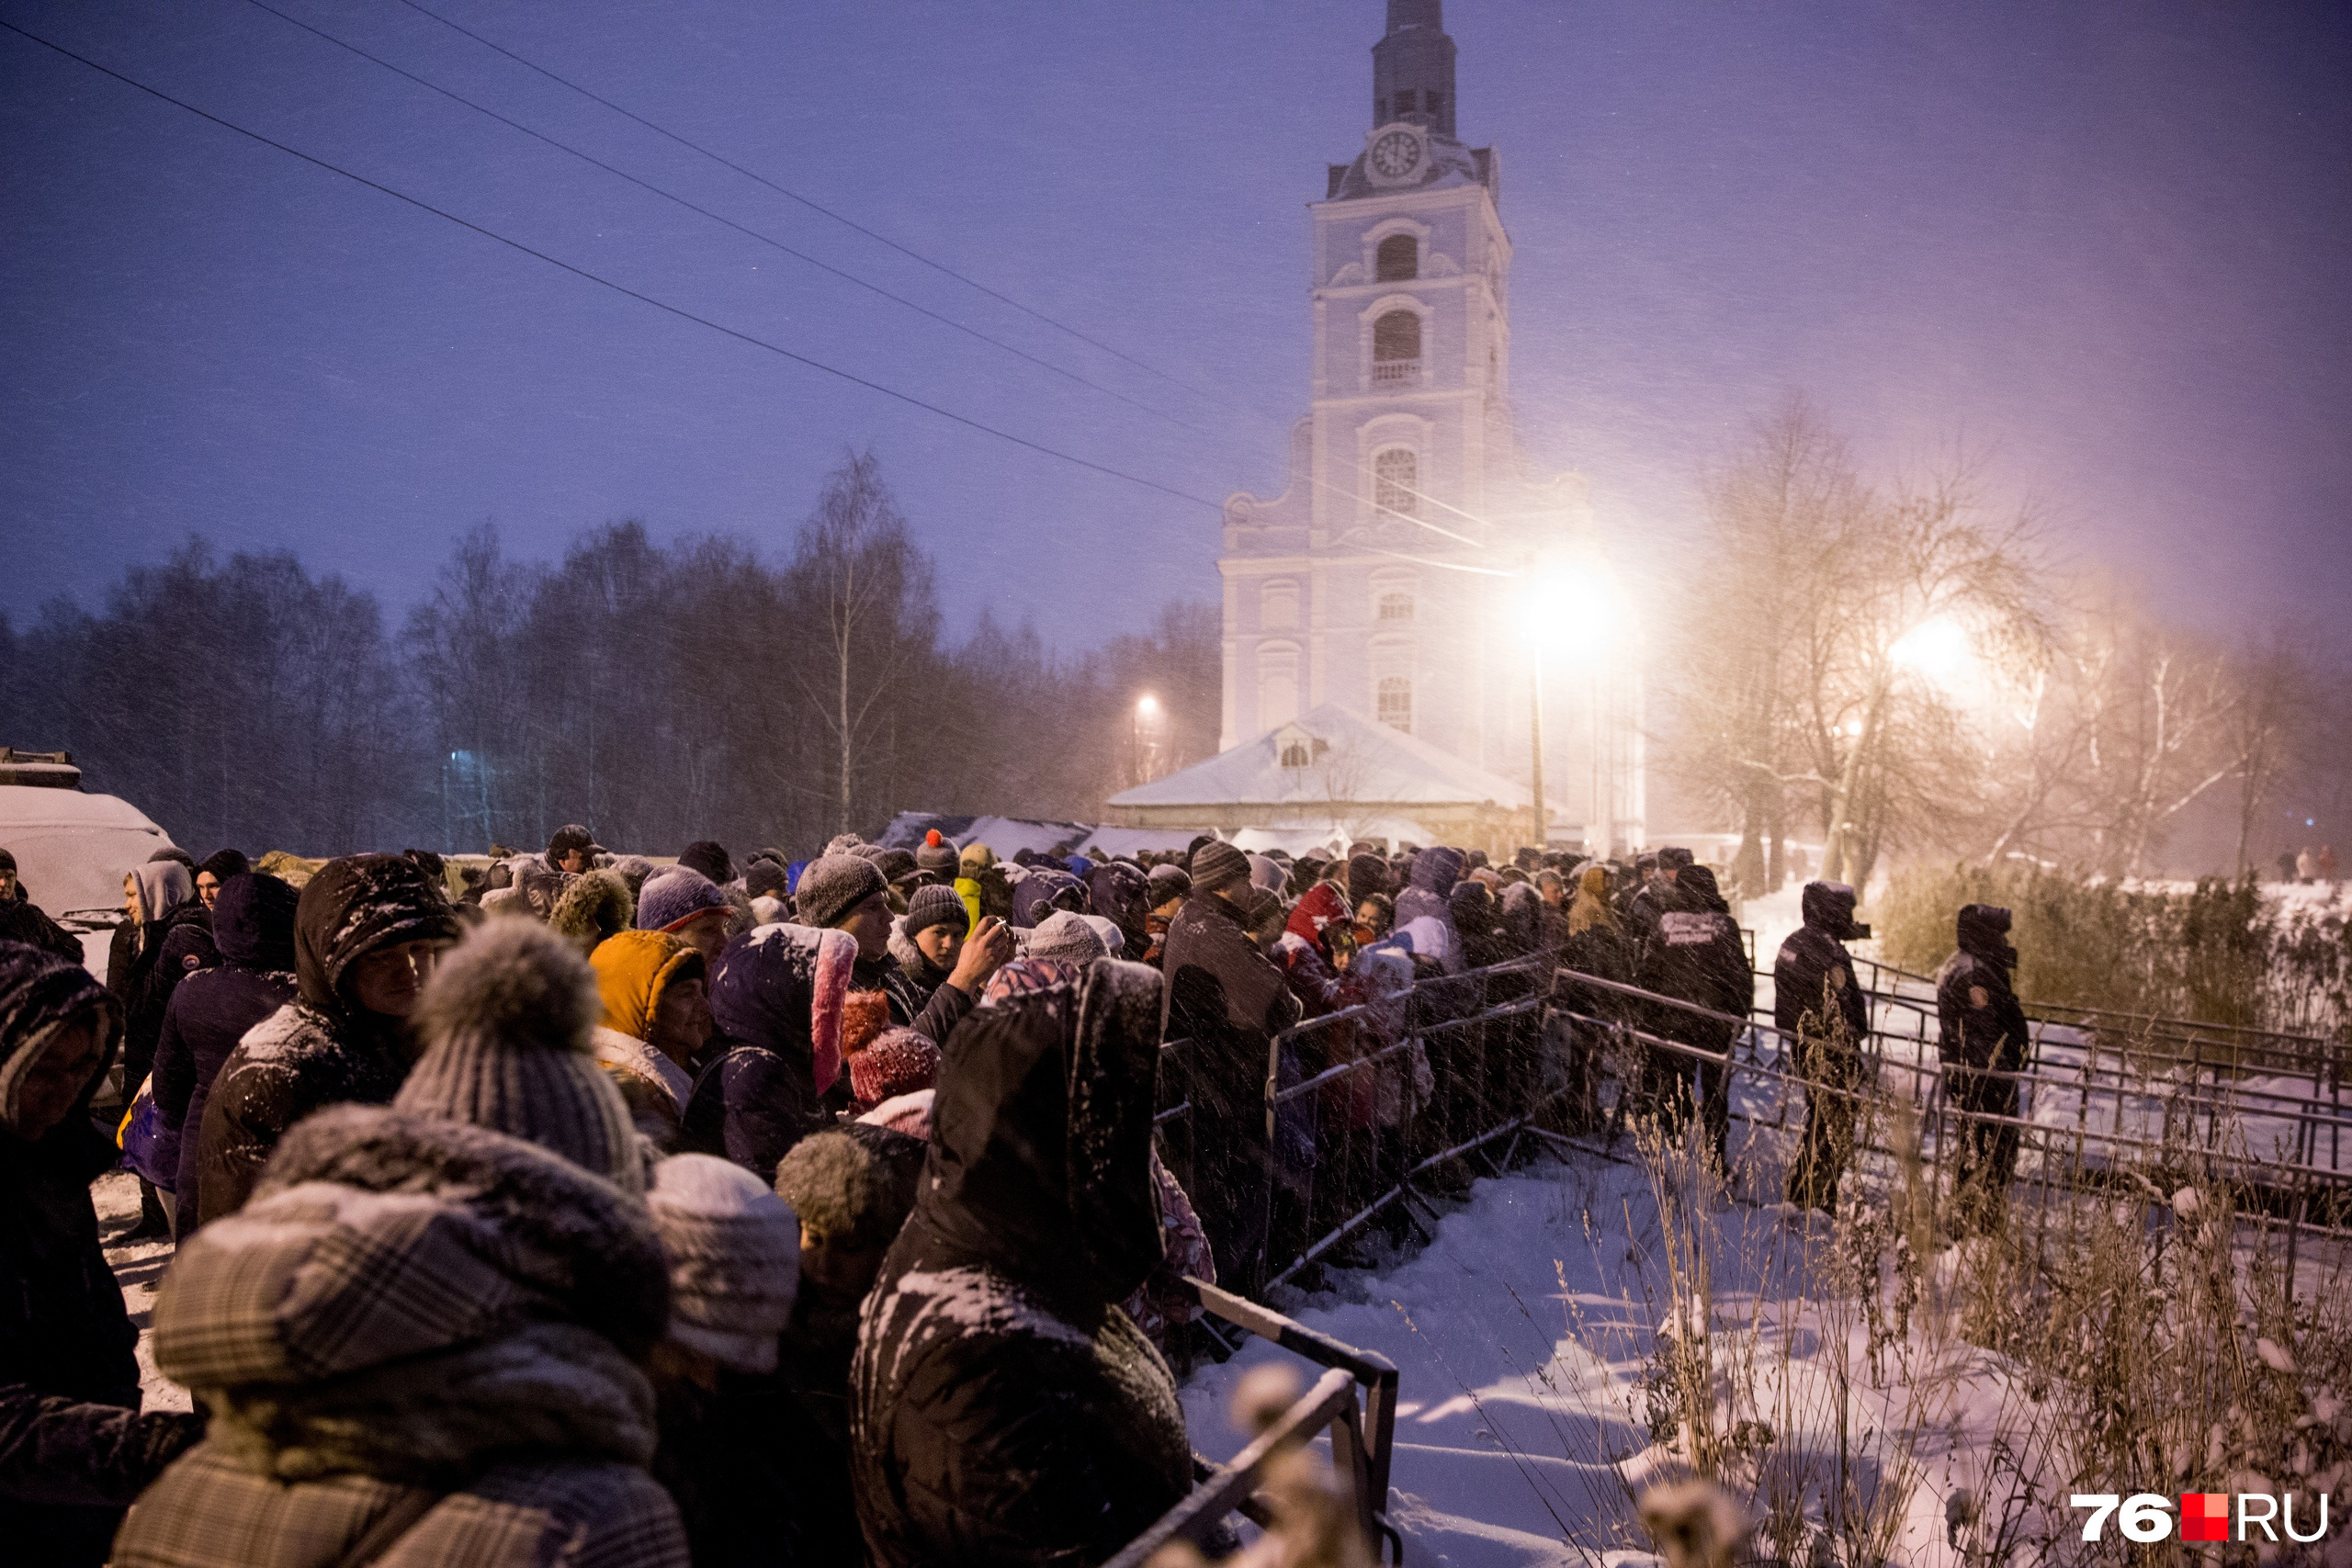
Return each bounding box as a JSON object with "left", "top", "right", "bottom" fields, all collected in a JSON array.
[
  {"left": 1009, "top": 864, "right": 1088, "bottom": 931},
  {"left": 958, "top": 841, "right": 1014, "bottom": 925},
  {"left": 1631, "top": 863, "right": 1749, "bottom": 1168},
  {"left": 515, "top": 822, "right": 596, "bottom": 919},
  {"left": 115, "top": 1107, "right": 687, "bottom": 1568},
  {"left": 193, "top": 853, "right": 460, "bottom": 1225},
  {"left": 635, "top": 865, "right": 737, "bottom": 970},
  {"left": 550, "top": 866, "right": 636, "bottom": 955},
  {"left": 1935, "top": 903, "right": 2030, "bottom": 1234},
  {"left": 799, "top": 854, "right": 1007, "bottom": 1044},
  {"left": 192, "top": 850, "right": 250, "bottom": 911},
  {"left": 112, "top": 857, "right": 213, "bottom": 1236},
  {"left": 0, "top": 849, "right": 89, "bottom": 962},
  {"left": 1160, "top": 839, "right": 1301, "bottom": 1287},
  {"left": 1775, "top": 882, "right": 1872, "bottom": 1213},
  {"left": 640, "top": 1154, "right": 814, "bottom": 1568},
  {"left": 886, "top": 884, "right": 992, "bottom": 1022},
  {"left": 591, "top": 929, "right": 711, "bottom": 1152},
  {"left": 1087, "top": 859, "right": 1152, "bottom": 958},
  {"left": 1394, "top": 846, "right": 1464, "bottom": 930},
  {"left": 681, "top": 923, "right": 858, "bottom": 1183},
  {"left": 769, "top": 1123, "right": 927, "bottom": 1563},
  {"left": 851, "top": 956, "right": 1191, "bottom": 1568},
  {"left": 150, "top": 871, "right": 300, "bottom": 1239},
  {"left": 0, "top": 942, "right": 207, "bottom": 1565}
]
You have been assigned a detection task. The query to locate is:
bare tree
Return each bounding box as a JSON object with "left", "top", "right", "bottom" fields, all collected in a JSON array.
[{"left": 2223, "top": 630, "right": 2312, "bottom": 875}]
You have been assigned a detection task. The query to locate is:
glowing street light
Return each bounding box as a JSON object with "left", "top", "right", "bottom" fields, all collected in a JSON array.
[
  {"left": 1823, "top": 612, "right": 1978, "bottom": 885},
  {"left": 1130, "top": 694, "right": 1162, "bottom": 785},
  {"left": 1889, "top": 615, "right": 1973, "bottom": 685}
]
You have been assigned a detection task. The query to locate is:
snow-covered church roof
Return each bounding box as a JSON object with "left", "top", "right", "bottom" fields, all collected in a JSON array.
[{"left": 1106, "top": 703, "right": 1531, "bottom": 812}]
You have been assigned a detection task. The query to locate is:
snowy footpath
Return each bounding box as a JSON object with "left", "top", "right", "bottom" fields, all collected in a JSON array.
[{"left": 1182, "top": 1145, "right": 2007, "bottom": 1568}]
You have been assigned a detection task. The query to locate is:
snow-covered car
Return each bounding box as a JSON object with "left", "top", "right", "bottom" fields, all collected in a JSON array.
[{"left": 0, "top": 752, "right": 176, "bottom": 976}]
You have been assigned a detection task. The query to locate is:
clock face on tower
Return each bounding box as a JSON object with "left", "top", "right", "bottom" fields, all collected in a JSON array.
[{"left": 1369, "top": 128, "right": 1423, "bottom": 183}]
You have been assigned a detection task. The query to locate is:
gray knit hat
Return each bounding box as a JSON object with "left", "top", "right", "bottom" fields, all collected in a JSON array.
[
  {"left": 1190, "top": 839, "right": 1250, "bottom": 893},
  {"left": 398, "top": 917, "right": 643, "bottom": 1193},
  {"left": 795, "top": 853, "right": 888, "bottom": 931},
  {"left": 1025, "top": 909, "right": 1109, "bottom": 964},
  {"left": 647, "top": 1153, "right": 799, "bottom": 1373},
  {"left": 635, "top": 865, "right": 729, "bottom": 934},
  {"left": 904, "top": 883, "right": 969, "bottom": 941}
]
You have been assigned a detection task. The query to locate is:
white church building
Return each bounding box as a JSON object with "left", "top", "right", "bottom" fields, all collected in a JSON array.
[{"left": 1109, "top": 0, "right": 1645, "bottom": 857}]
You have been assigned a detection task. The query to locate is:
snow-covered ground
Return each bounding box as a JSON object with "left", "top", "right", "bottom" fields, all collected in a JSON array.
[{"left": 1183, "top": 1146, "right": 2001, "bottom": 1568}]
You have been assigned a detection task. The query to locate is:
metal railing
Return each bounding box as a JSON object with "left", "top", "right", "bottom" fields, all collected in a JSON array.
[{"left": 1107, "top": 1277, "right": 1402, "bottom": 1567}]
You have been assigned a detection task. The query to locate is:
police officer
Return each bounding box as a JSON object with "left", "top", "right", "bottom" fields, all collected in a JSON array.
[
  {"left": 1934, "top": 903, "right": 2030, "bottom": 1234},
  {"left": 1775, "top": 881, "right": 1871, "bottom": 1212}
]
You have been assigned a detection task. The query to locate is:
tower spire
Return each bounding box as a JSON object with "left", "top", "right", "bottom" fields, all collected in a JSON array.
[{"left": 1374, "top": 0, "right": 1456, "bottom": 139}]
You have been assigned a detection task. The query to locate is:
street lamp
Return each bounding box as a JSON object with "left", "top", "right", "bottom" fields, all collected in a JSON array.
[
  {"left": 1132, "top": 694, "right": 1161, "bottom": 785},
  {"left": 1822, "top": 614, "right": 1978, "bottom": 886}
]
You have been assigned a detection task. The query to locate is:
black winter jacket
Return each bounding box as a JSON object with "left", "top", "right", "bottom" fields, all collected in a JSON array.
[
  {"left": 0, "top": 943, "right": 206, "bottom": 1565},
  {"left": 0, "top": 889, "right": 84, "bottom": 964},
  {"left": 852, "top": 960, "right": 1189, "bottom": 1568},
  {"left": 150, "top": 874, "right": 299, "bottom": 1232},
  {"left": 1773, "top": 882, "right": 1870, "bottom": 1050},
  {"left": 681, "top": 925, "right": 856, "bottom": 1184},
  {"left": 1633, "top": 869, "right": 1752, "bottom": 1051},
  {"left": 117, "top": 900, "right": 211, "bottom": 1095},
  {"left": 192, "top": 856, "right": 457, "bottom": 1225},
  {"left": 1935, "top": 904, "right": 2030, "bottom": 1073}
]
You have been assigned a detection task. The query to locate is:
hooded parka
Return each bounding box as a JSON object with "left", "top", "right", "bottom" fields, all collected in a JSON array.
[
  {"left": 0, "top": 942, "right": 207, "bottom": 1565},
  {"left": 850, "top": 959, "right": 1189, "bottom": 1568},
  {"left": 114, "top": 1106, "right": 687, "bottom": 1568},
  {"left": 192, "top": 854, "right": 459, "bottom": 1226},
  {"left": 150, "top": 873, "right": 300, "bottom": 1235},
  {"left": 679, "top": 924, "right": 855, "bottom": 1183},
  {"left": 1774, "top": 882, "right": 1871, "bottom": 1211}
]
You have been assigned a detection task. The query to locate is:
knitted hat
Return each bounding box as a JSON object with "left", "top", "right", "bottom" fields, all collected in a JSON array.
[
  {"left": 1077, "top": 913, "right": 1128, "bottom": 958},
  {"left": 773, "top": 1123, "right": 926, "bottom": 1251},
  {"left": 905, "top": 883, "right": 969, "bottom": 941},
  {"left": 958, "top": 841, "right": 996, "bottom": 874},
  {"left": 647, "top": 1153, "right": 798, "bottom": 1373},
  {"left": 847, "top": 1025, "right": 940, "bottom": 1109},
  {"left": 0, "top": 849, "right": 14, "bottom": 874},
  {"left": 635, "top": 865, "right": 731, "bottom": 935},
  {"left": 841, "top": 989, "right": 893, "bottom": 1057},
  {"left": 1147, "top": 863, "right": 1191, "bottom": 903},
  {"left": 795, "top": 853, "right": 888, "bottom": 931},
  {"left": 398, "top": 918, "right": 643, "bottom": 1192},
  {"left": 1190, "top": 839, "right": 1250, "bottom": 893},
  {"left": 677, "top": 840, "right": 734, "bottom": 886},
  {"left": 1026, "top": 909, "right": 1108, "bottom": 965},
  {"left": 744, "top": 859, "right": 788, "bottom": 900},
  {"left": 914, "top": 829, "right": 959, "bottom": 880}
]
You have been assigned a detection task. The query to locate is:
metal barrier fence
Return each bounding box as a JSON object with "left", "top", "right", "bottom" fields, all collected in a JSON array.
[{"left": 1107, "top": 1277, "right": 1402, "bottom": 1567}]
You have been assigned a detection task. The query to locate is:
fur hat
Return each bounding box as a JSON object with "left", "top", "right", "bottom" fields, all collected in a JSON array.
[
  {"left": 398, "top": 918, "right": 643, "bottom": 1192},
  {"left": 1025, "top": 909, "right": 1108, "bottom": 965},
  {"left": 846, "top": 1025, "right": 940, "bottom": 1109},
  {"left": 823, "top": 833, "right": 865, "bottom": 857},
  {"left": 914, "top": 829, "right": 959, "bottom": 880},
  {"left": 773, "top": 1123, "right": 925, "bottom": 1251},
  {"left": 795, "top": 854, "right": 887, "bottom": 931},
  {"left": 549, "top": 868, "right": 635, "bottom": 953},
  {"left": 1189, "top": 839, "right": 1250, "bottom": 894},
  {"left": 647, "top": 1154, "right": 798, "bottom": 1373},
  {"left": 904, "top": 883, "right": 968, "bottom": 941}
]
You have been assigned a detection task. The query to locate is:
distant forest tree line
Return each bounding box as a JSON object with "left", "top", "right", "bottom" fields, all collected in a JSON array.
[{"left": 2, "top": 452, "right": 1221, "bottom": 859}]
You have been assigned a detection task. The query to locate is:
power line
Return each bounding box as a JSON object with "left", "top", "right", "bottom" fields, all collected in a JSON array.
[
  {"left": 390, "top": 0, "right": 1218, "bottom": 401},
  {"left": 0, "top": 17, "right": 1225, "bottom": 513},
  {"left": 239, "top": 0, "right": 1204, "bottom": 436}
]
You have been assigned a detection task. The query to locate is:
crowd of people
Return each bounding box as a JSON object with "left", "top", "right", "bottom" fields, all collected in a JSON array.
[{"left": 0, "top": 820, "right": 2036, "bottom": 1566}]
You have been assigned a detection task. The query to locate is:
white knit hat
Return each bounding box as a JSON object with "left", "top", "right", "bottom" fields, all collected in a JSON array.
[{"left": 646, "top": 1154, "right": 800, "bottom": 1373}]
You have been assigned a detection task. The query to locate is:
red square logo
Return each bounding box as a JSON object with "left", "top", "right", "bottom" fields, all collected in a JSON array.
[{"left": 2181, "top": 1493, "right": 2229, "bottom": 1542}]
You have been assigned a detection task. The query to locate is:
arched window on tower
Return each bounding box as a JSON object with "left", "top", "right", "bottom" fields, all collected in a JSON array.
[
  {"left": 1376, "top": 234, "right": 1418, "bottom": 282},
  {"left": 1374, "top": 448, "right": 1419, "bottom": 518},
  {"left": 1372, "top": 310, "right": 1420, "bottom": 386},
  {"left": 1377, "top": 590, "right": 1414, "bottom": 622},
  {"left": 1377, "top": 676, "right": 1413, "bottom": 734}
]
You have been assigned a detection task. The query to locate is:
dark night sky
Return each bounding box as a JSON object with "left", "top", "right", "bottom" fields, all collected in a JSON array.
[{"left": 4, "top": 0, "right": 2347, "bottom": 649}]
